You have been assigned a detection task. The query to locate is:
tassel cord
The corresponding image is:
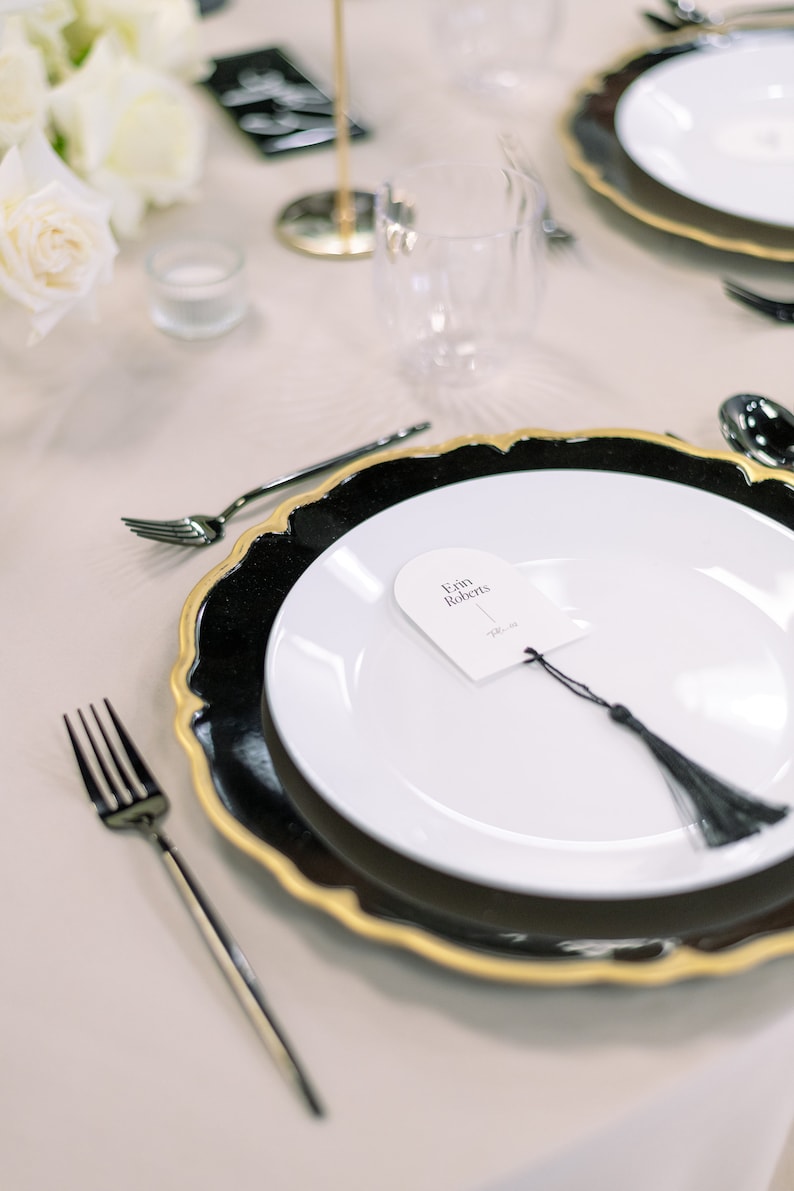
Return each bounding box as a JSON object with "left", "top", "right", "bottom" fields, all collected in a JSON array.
[{"left": 523, "top": 648, "right": 612, "bottom": 709}]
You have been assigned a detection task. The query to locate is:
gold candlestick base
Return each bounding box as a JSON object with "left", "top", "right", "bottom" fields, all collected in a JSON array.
[{"left": 275, "top": 189, "right": 376, "bottom": 258}]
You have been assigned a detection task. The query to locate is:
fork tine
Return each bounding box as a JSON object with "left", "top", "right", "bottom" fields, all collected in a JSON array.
[
  {"left": 102, "top": 698, "right": 159, "bottom": 796},
  {"left": 723, "top": 281, "right": 793, "bottom": 318},
  {"left": 64, "top": 711, "right": 116, "bottom": 816},
  {"left": 121, "top": 517, "right": 195, "bottom": 533},
  {"left": 723, "top": 281, "right": 775, "bottom": 309},
  {"left": 151, "top": 526, "right": 203, "bottom": 539},
  {"left": 79, "top": 705, "right": 135, "bottom": 807},
  {"left": 125, "top": 525, "right": 204, "bottom": 544},
  {"left": 126, "top": 528, "right": 188, "bottom": 542},
  {"left": 87, "top": 701, "right": 148, "bottom": 804},
  {"left": 121, "top": 514, "right": 189, "bottom": 528},
  {"left": 123, "top": 519, "right": 203, "bottom": 538}
]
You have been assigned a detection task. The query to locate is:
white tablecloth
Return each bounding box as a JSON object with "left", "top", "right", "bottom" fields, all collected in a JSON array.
[{"left": 5, "top": 2, "right": 794, "bottom": 1188}]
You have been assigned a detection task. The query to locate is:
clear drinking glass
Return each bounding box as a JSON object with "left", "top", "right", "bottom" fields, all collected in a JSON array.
[
  {"left": 146, "top": 237, "right": 248, "bottom": 340},
  {"left": 373, "top": 161, "right": 546, "bottom": 385},
  {"left": 430, "top": 0, "right": 561, "bottom": 103}
]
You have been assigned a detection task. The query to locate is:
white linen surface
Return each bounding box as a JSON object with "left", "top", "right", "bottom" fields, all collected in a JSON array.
[{"left": 4, "top": 2, "right": 794, "bottom": 1189}]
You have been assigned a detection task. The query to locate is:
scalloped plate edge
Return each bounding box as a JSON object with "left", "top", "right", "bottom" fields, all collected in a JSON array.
[{"left": 558, "top": 26, "right": 794, "bottom": 262}]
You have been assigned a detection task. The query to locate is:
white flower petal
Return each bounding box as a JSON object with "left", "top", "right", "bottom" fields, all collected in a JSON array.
[
  {"left": 70, "top": 0, "right": 207, "bottom": 82},
  {"left": 0, "top": 16, "right": 49, "bottom": 151}
]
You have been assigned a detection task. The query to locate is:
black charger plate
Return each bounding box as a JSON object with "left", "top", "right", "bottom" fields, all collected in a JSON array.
[
  {"left": 173, "top": 428, "right": 794, "bottom": 984},
  {"left": 560, "top": 26, "right": 794, "bottom": 261}
]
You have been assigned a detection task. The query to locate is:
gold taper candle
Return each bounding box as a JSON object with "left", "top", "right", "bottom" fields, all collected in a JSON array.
[{"left": 332, "top": 0, "right": 355, "bottom": 244}]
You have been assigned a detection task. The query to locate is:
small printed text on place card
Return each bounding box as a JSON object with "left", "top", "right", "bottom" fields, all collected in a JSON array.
[{"left": 394, "top": 547, "right": 587, "bottom": 682}]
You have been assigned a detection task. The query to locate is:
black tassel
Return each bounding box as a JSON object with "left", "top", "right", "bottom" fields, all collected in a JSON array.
[{"left": 524, "top": 647, "right": 788, "bottom": 848}]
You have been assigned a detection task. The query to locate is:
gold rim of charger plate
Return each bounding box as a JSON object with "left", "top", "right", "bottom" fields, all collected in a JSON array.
[{"left": 172, "top": 426, "right": 794, "bottom": 986}]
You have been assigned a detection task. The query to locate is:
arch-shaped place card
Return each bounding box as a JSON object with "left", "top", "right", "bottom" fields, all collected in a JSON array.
[{"left": 393, "top": 547, "right": 587, "bottom": 682}]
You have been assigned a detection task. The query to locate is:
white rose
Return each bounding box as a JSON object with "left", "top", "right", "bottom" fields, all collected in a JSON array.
[
  {"left": 0, "top": 16, "right": 49, "bottom": 152},
  {"left": 50, "top": 34, "right": 205, "bottom": 237},
  {"left": 0, "top": 127, "right": 117, "bottom": 343},
  {"left": 68, "top": 0, "right": 207, "bottom": 82}
]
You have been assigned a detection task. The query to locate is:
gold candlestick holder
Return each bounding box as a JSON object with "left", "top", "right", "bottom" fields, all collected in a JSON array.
[{"left": 276, "top": 0, "right": 375, "bottom": 258}]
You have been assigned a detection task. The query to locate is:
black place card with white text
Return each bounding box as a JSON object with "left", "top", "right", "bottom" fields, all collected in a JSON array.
[{"left": 203, "top": 46, "right": 370, "bottom": 157}]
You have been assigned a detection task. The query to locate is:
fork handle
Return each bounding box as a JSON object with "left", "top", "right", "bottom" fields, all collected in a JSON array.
[
  {"left": 218, "top": 422, "right": 430, "bottom": 523},
  {"left": 145, "top": 827, "right": 324, "bottom": 1117}
]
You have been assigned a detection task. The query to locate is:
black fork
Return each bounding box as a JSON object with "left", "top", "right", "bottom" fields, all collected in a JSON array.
[{"left": 64, "top": 699, "right": 324, "bottom": 1117}]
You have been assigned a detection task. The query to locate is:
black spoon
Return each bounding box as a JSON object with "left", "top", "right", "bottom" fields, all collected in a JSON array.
[{"left": 718, "top": 393, "right": 794, "bottom": 470}]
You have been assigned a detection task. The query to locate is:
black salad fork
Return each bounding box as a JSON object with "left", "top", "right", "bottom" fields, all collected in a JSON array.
[{"left": 64, "top": 699, "right": 324, "bottom": 1117}]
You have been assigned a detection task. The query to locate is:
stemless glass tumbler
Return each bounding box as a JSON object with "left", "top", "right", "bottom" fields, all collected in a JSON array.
[
  {"left": 373, "top": 161, "right": 546, "bottom": 385},
  {"left": 430, "top": 0, "right": 561, "bottom": 102}
]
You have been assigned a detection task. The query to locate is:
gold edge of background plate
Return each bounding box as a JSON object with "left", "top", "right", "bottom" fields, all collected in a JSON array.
[
  {"left": 556, "top": 29, "right": 794, "bottom": 263},
  {"left": 171, "top": 426, "right": 794, "bottom": 987}
]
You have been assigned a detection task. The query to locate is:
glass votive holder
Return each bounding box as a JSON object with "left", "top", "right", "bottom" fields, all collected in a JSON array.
[{"left": 146, "top": 237, "right": 248, "bottom": 340}]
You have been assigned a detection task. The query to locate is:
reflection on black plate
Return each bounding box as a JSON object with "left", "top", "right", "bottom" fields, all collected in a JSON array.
[
  {"left": 173, "top": 429, "right": 794, "bottom": 984},
  {"left": 560, "top": 26, "right": 794, "bottom": 260}
]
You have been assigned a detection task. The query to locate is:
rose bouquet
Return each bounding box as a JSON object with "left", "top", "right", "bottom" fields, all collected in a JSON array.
[{"left": 0, "top": 0, "right": 207, "bottom": 343}]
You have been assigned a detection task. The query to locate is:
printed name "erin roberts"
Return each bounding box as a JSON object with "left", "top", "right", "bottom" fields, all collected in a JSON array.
[{"left": 441, "top": 578, "right": 491, "bottom": 606}]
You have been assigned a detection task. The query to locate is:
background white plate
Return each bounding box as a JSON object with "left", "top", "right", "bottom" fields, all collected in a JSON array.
[
  {"left": 614, "top": 32, "right": 794, "bottom": 227},
  {"left": 265, "top": 470, "right": 794, "bottom": 898}
]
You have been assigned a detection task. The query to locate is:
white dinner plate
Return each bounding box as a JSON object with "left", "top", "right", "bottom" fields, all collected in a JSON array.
[
  {"left": 265, "top": 469, "right": 794, "bottom": 899},
  {"left": 614, "top": 31, "right": 794, "bottom": 227}
]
